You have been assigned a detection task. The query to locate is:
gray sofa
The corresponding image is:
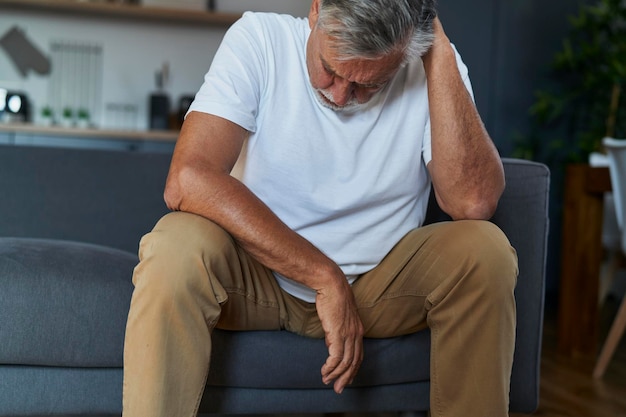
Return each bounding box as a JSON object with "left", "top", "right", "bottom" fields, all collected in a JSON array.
[{"left": 0, "top": 144, "right": 550, "bottom": 416}]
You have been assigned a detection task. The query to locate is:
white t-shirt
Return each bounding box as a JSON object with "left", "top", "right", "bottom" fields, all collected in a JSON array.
[{"left": 188, "top": 12, "right": 473, "bottom": 302}]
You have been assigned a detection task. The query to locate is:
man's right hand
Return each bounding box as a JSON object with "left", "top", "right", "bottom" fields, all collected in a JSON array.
[{"left": 316, "top": 277, "right": 364, "bottom": 394}]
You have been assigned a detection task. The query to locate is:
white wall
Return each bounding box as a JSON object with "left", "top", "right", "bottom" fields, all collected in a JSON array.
[{"left": 0, "top": 1, "right": 311, "bottom": 130}]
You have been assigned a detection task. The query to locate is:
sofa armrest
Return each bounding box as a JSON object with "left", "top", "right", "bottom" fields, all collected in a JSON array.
[{"left": 496, "top": 158, "right": 550, "bottom": 413}]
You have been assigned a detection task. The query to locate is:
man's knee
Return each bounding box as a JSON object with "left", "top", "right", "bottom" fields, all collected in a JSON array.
[
  {"left": 457, "top": 220, "right": 517, "bottom": 295},
  {"left": 132, "top": 212, "right": 233, "bottom": 303},
  {"left": 146, "top": 211, "right": 233, "bottom": 258},
  {"left": 432, "top": 220, "right": 518, "bottom": 298}
]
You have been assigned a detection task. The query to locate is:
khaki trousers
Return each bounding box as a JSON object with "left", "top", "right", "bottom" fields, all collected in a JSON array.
[{"left": 123, "top": 211, "right": 518, "bottom": 417}]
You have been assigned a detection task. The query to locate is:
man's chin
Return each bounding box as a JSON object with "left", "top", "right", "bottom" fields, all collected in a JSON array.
[{"left": 315, "top": 90, "right": 365, "bottom": 112}]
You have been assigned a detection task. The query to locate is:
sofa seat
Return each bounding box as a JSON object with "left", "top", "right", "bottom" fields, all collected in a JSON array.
[
  {"left": 0, "top": 236, "right": 431, "bottom": 415},
  {"left": 208, "top": 328, "right": 430, "bottom": 389}
]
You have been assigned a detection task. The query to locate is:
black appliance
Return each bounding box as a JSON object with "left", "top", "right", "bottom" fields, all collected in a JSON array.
[{"left": 0, "top": 88, "right": 30, "bottom": 123}]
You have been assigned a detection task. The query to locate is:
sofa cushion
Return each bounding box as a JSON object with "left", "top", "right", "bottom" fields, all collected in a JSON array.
[
  {"left": 208, "top": 328, "right": 430, "bottom": 388},
  {"left": 0, "top": 238, "right": 136, "bottom": 367}
]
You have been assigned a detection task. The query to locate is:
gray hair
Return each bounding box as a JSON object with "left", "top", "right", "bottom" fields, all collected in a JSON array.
[{"left": 316, "top": 0, "right": 437, "bottom": 61}]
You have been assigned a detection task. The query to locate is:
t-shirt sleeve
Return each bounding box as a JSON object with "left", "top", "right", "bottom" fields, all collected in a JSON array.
[
  {"left": 186, "top": 12, "right": 265, "bottom": 133},
  {"left": 421, "top": 44, "right": 475, "bottom": 166}
]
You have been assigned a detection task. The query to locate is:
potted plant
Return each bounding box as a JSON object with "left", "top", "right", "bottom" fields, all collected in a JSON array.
[
  {"left": 76, "top": 108, "right": 90, "bottom": 129},
  {"left": 40, "top": 105, "right": 54, "bottom": 127},
  {"left": 514, "top": 0, "right": 626, "bottom": 165},
  {"left": 61, "top": 106, "right": 74, "bottom": 128}
]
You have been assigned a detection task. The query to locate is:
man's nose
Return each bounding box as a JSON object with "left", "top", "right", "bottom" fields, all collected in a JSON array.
[{"left": 330, "top": 77, "right": 354, "bottom": 106}]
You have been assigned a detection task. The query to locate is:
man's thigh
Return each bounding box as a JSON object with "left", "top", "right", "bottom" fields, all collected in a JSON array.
[
  {"left": 149, "top": 211, "right": 288, "bottom": 332},
  {"left": 352, "top": 220, "right": 514, "bottom": 338}
]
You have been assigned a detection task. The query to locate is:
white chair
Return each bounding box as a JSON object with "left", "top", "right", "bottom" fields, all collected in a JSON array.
[
  {"left": 590, "top": 151, "right": 622, "bottom": 303},
  {"left": 600, "top": 192, "right": 622, "bottom": 303},
  {"left": 594, "top": 137, "right": 626, "bottom": 378}
]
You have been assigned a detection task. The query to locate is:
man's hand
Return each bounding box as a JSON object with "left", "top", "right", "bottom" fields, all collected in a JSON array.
[{"left": 316, "top": 279, "right": 364, "bottom": 394}]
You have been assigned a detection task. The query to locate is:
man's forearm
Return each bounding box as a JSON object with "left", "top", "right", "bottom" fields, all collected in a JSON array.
[
  {"left": 423, "top": 19, "right": 504, "bottom": 220},
  {"left": 185, "top": 174, "right": 364, "bottom": 393},
  {"left": 165, "top": 164, "right": 345, "bottom": 292}
]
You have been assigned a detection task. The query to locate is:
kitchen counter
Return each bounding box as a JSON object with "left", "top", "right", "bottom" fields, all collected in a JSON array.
[
  {"left": 0, "top": 123, "right": 178, "bottom": 141},
  {"left": 0, "top": 122, "right": 177, "bottom": 152}
]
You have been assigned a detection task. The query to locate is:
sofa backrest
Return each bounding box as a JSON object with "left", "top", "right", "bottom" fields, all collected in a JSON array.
[{"left": 0, "top": 144, "right": 172, "bottom": 255}]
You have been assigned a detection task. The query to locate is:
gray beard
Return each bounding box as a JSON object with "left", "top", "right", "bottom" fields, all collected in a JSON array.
[{"left": 314, "top": 88, "right": 367, "bottom": 112}]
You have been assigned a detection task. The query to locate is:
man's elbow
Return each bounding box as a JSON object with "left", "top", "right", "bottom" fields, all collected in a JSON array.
[
  {"left": 455, "top": 175, "right": 506, "bottom": 220},
  {"left": 163, "top": 172, "right": 185, "bottom": 211},
  {"left": 451, "top": 198, "right": 499, "bottom": 221},
  {"left": 163, "top": 164, "right": 223, "bottom": 212},
  {"left": 442, "top": 187, "right": 503, "bottom": 221}
]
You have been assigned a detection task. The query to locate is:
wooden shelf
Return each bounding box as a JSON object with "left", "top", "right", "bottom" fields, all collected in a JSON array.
[
  {"left": 0, "top": 122, "right": 178, "bottom": 142},
  {"left": 0, "top": 0, "right": 241, "bottom": 26}
]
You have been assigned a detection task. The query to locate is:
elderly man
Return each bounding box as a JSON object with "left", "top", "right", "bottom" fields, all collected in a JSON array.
[{"left": 122, "top": 1, "right": 518, "bottom": 416}]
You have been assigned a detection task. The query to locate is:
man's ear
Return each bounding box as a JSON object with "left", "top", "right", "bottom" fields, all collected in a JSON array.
[{"left": 309, "top": 0, "right": 321, "bottom": 29}]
